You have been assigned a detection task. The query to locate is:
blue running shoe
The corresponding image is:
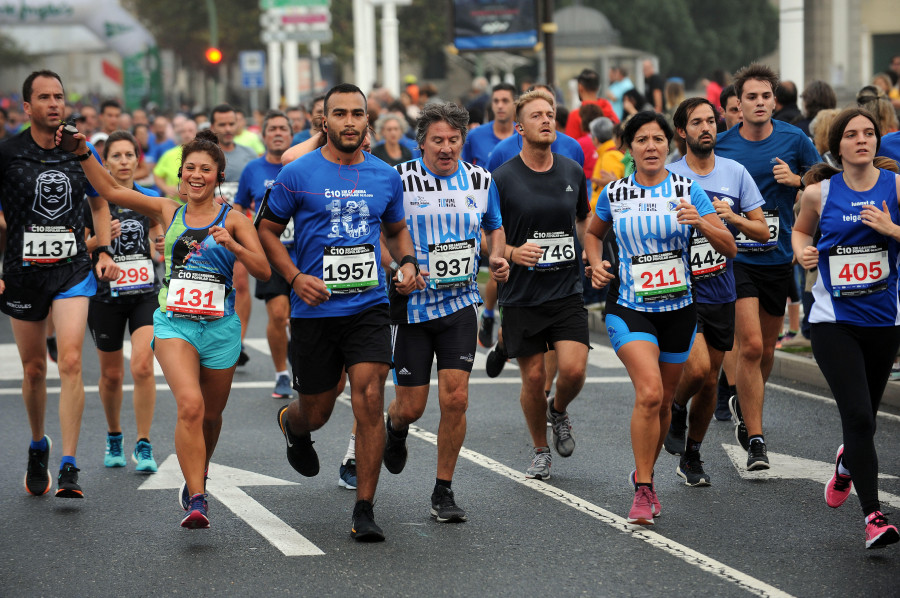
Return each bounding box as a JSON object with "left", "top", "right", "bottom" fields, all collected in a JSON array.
[
  {"left": 105, "top": 434, "right": 126, "bottom": 467},
  {"left": 339, "top": 459, "right": 357, "bottom": 489},
  {"left": 180, "top": 470, "right": 208, "bottom": 511},
  {"left": 131, "top": 440, "right": 158, "bottom": 473},
  {"left": 181, "top": 494, "right": 210, "bottom": 529},
  {"left": 272, "top": 374, "right": 292, "bottom": 399}
]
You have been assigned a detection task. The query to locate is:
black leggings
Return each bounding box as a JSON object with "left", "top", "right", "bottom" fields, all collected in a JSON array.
[{"left": 811, "top": 322, "right": 900, "bottom": 516}]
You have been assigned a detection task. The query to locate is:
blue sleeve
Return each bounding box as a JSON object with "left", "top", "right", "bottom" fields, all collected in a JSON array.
[
  {"left": 482, "top": 180, "right": 502, "bottom": 231},
  {"left": 461, "top": 138, "right": 473, "bottom": 164},
  {"left": 595, "top": 185, "right": 612, "bottom": 222},
  {"left": 738, "top": 167, "right": 765, "bottom": 213},
  {"left": 234, "top": 166, "right": 253, "bottom": 209},
  {"left": 267, "top": 166, "right": 297, "bottom": 221},
  {"left": 799, "top": 134, "right": 821, "bottom": 174},
  {"left": 382, "top": 171, "right": 406, "bottom": 224},
  {"left": 690, "top": 181, "right": 715, "bottom": 216},
  {"left": 85, "top": 142, "right": 102, "bottom": 197},
  {"left": 486, "top": 147, "right": 502, "bottom": 172},
  {"left": 573, "top": 140, "right": 585, "bottom": 166}
]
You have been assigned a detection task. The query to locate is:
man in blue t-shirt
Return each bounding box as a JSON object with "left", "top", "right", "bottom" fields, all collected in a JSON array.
[
  {"left": 258, "top": 84, "right": 420, "bottom": 543},
  {"left": 460, "top": 82, "right": 517, "bottom": 167},
  {"left": 715, "top": 64, "right": 821, "bottom": 471},
  {"left": 663, "top": 98, "right": 768, "bottom": 486},
  {"left": 234, "top": 110, "right": 294, "bottom": 400}
]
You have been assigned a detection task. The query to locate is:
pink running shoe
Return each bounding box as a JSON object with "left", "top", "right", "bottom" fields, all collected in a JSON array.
[
  {"left": 825, "top": 445, "right": 852, "bottom": 508},
  {"left": 627, "top": 486, "right": 655, "bottom": 525},
  {"left": 865, "top": 511, "right": 899, "bottom": 549},
  {"left": 630, "top": 470, "right": 661, "bottom": 517}
]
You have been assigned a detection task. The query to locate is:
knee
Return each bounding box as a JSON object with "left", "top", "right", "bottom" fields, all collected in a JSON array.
[
  {"left": 233, "top": 275, "right": 249, "bottom": 293},
  {"left": 176, "top": 396, "right": 204, "bottom": 425},
  {"left": 440, "top": 387, "right": 469, "bottom": 418},
  {"left": 634, "top": 380, "right": 664, "bottom": 412},
  {"left": 130, "top": 359, "right": 155, "bottom": 383},
  {"left": 393, "top": 395, "right": 427, "bottom": 423},
  {"left": 739, "top": 338, "right": 764, "bottom": 363},
  {"left": 521, "top": 363, "right": 546, "bottom": 391},
  {"left": 22, "top": 359, "right": 47, "bottom": 384},
  {"left": 56, "top": 351, "right": 83, "bottom": 378},
  {"left": 557, "top": 362, "right": 586, "bottom": 385},
  {"left": 101, "top": 367, "right": 126, "bottom": 389}
]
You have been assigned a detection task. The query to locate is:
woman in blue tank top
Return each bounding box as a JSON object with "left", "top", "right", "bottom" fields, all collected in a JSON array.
[
  {"left": 61, "top": 127, "right": 270, "bottom": 530},
  {"left": 793, "top": 107, "right": 900, "bottom": 549}
]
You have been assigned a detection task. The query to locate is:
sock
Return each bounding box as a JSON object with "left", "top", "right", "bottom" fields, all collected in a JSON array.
[
  {"left": 672, "top": 402, "right": 686, "bottom": 414},
  {"left": 482, "top": 309, "right": 494, "bottom": 319},
  {"left": 137, "top": 437, "right": 150, "bottom": 444},
  {"left": 60, "top": 455, "right": 76, "bottom": 469},
  {"left": 108, "top": 432, "right": 123, "bottom": 439},
  {"left": 30, "top": 437, "right": 48, "bottom": 451},
  {"left": 686, "top": 437, "right": 702, "bottom": 455},
  {"left": 749, "top": 435, "right": 765, "bottom": 445},
  {"left": 635, "top": 482, "right": 653, "bottom": 490},
  {"left": 343, "top": 433, "right": 356, "bottom": 465},
  {"left": 718, "top": 369, "right": 728, "bottom": 389},
  {"left": 435, "top": 478, "right": 452, "bottom": 490},
  {"left": 275, "top": 370, "right": 289, "bottom": 380},
  {"left": 837, "top": 456, "right": 851, "bottom": 477},
  {"left": 549, "top": 401, "right": 564, "bottom": 416}
]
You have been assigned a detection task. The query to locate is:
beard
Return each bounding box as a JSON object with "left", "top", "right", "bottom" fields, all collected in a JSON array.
[
  {"left": 686, "top": 134, "right": 715, "bottom": 158},
  {"left": 524, "top": 128, "right": 556, "bottom": 150},
  {"left": 327, "top": 125, "right": 364, "bottom": 154}
]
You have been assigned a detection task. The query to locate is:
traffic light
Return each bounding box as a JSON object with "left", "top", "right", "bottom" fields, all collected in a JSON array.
[{"left": 205, "top": 47, "right": 223, "bottom": 64}]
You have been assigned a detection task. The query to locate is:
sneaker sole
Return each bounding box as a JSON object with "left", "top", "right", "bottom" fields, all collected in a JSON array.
[
  {"left": 867, "top": 528, "right": 900, "bottom": 549},
  {"left": 132, "top": 453, "right": 158, "bottom": 474},
  {"left": 525, "top": 471, "right": 551, "bottom": 480},
  {"left": 338, "top": 478, "right": 357, "bottom": 490},
  {"left": 747, "top": 460, "right": 770, "bottom": 471},
  {"left": 24, "top": 436, "right": 53, "bottom": 496},
  {"left": 728, "top": 396, "right": 749, "bottom": 450},
  {"left": 351, "top": 527, "right": 385, "bottom": 542},
  {"left": 105, "top": 458, "right": 127, "bottom": 468},
  {"left": 181, "top": 510, "right": 210, "bottom": 529},
  {"left": 676, "top": 466, "right": 711, "bottom": 487},
  {"left": 55, "top": 487, "right": 84, "bottom": 498},
  {"left": 431, "top": 508, "right": 468, "bottom": 523},
  {"left": 272, "top": 392, "right": 291, "bottom": 399},
  {"left": 626, "top": 515, "right": 654, "bottom": 526}
]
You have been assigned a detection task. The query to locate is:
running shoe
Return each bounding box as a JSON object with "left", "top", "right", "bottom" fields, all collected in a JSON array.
[
  {"left": 677, "top": 453, "right": 711, "bottom": 487},
  {"left": 485, "top": 341, "right": 507, "bottom": 378},
  {"left": 179, "top": 470, "right": 208, "bottom": 511},
  {"left": 663, "top": 404, "right": 687, "bottom": 456},
  {"left": 104, "top": 434, "right": 126, "bottom": 468},
  {"left": 825, "top": 444, "right": 852, "bottom": 508},
  {"left": 525, "top": 447, "right": 552, "bottom": 480},
  {"left": 627, "top": 486, "right": 655, "bottom": 525},
  {"left": 430, "top": 486, "right": 468, "bottom": 523},
  {"left": 181, "top": 493, "right": 210, "bottom": 529},
  {"left": 339, "top": 459, "right": 357, "bottom": 490},
  {"left": 25, "top": 435, "right": 52, "bottom": 496},
  {"left": 477, "top": 314, "right": 495, "bottom": 348},
  {"left": 272, "top": 374, "right": 293, "bottom": 399},
  {"left": 546, "top": 397, "right": 575, "bottom": 457},
  {"left": 383, "top": 416, "right": 408, "bottom": 474},
  {"left": 728, "top": 394, "right": 749, "bottom": 450},
  {"left": 237, "top": 344, "right": 250, "bottom": 367},
  {"left": 890, "top": 362, "right": 900, "bottom": 382},
  {"left": 865, "top": 511, "right": 899, "bottom": 549},
  {"left": 131, "top": 440, "right": 158, "bottom": 473},
  {"left": 629, "top": 469, "right": 661, "bottom": 517},
  {"left": 55, "top": 463, "right": 83, "bottom": 498},
  {"left": 747, "top": 440, "right": 770, "bottom": 471},
  {"left": 46, "top": 336, "right": 58, "bottom": 363},
  {"left": 277, "top": 405, "right": 319, "bottom": 477},
  {"left": 714, "top": 374, "right": 732, "bottom": 421},
  {"left": 351, "top": 500, "right": 385, "bottom": 542}
]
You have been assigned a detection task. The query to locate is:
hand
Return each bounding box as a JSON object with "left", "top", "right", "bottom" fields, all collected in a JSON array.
[
  {"left": 712, "top": 196, "right": 736, "bottom": 224},
  {"left": 54, "top": 124, "right": 87, "bottom": 154},
  {"left": 860, "top": 201, "right": 897, "bottom": 236},
  {"left": 209, "top": 225, "right": 237, "bottom": 253},
  {"left": 676, "top": 199, "right": 701, "bottom": 226},
  {"left": 109, "top": 218, "right": 121, "bottom": 241},
  {"left": 154, "top": 234, "right": 165, "bottom": 256},
  {"left": 590, "top": 260, "right": 615, "bottom": 289},
  {"left": 489, "top": 256, "right": 509, "bottom": 283},
  {"left": 292, "top": 272, "right": 330, "bottom": 306},
  {"left": 799, "top": 245, "right": 819, "bottom": 270},
  {"left": 0, "top": 278, "right": 5, "bottom": 294},
  {"left": 772, "top": 157, "right": 799, "bottom": 187},
  {"left": 95, "top": 252, "right": 120, "bottom": 282},
  {"left": 393, "top": 262, "right": 419, "bottom": 295},
  {"left": 511, "top": 242, "right": 543, "bottom": 267}
]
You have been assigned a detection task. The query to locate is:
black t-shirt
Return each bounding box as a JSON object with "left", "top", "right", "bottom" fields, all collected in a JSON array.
[
  {"left": 371, "top": 143, "right": 412, "bottom": 167},
  {"left": 494, "top": 153, "right": 589, "bottom": 307},
  {"left": 645, "top": 74, "right": 666, "bottom": 112},
  {"left": 0, "top": 129, "right": 96, "bottom": 275}
]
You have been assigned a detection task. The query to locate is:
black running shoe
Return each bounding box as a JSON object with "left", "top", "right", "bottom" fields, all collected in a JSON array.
[
  {"left": 237, "top": 345, "right": 250, "bottom": 366},
  {"left": 431, "top": 486, "right": 468, "bottom": 523},
  {"left": 55, "top": 463, "right": 83, "bottom": 498},
  {"left": 663, "top": 405, "right": 687, "bottom": 456},
  {"left": 382, "top": 416, "right": 408, "bottom": 474},
  {"left": 277, "top": 405, "right": 319, "bottom": 477},
  {"left": 477, "top": 314, "right": 495, "bottom": 348},
  {"left": 714, "top": 374, "right": 732, "bottom": 421},
  {"left": 46, "top": 336, "right": 58, "bottom": 363},
  {"left": 677, "top": 453, "right": 711, "bottom": 486},
  {"left": 25, "top": 436, "right": 52, "bottom": 496},
  {"left": 728, "top": 394, "right": 749, "bottom": 450},
  {"left": 747, "top": 440, "right": 770, "bottom": 471},
  {"left": 351, "top": 500, "right": 385, "bottom": 542},
  {"left": 485, "top": 341, "right": 507, "bottom": 378}
]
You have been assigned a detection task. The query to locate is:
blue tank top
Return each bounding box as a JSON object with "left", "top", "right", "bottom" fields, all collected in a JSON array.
[{"left": 811, "top": 169, "right": 900, "bottom": 326}]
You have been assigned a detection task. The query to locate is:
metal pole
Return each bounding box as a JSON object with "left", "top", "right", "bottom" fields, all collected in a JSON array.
[
  {"left": 542, "top": 0, "right": 556, "bottom": 89},
  {"left": 382, "top": 1, "right": 400, "bottom": 96},
  {"left": 353, "top": 0, "right": 368, "bottom": 91},
  {"left": 284, "top": 40, "right": 300, "bottom": 107},
  {"left": 268, "top": 40, "right": 282, "bottom": 109}
]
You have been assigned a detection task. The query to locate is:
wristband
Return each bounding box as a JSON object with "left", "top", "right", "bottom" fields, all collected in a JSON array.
[
  {"left": 75, "top": 150, "right": 92, "bottom": 162},
  {"left": 289, "top": 271, "right": 302, "bottom": 287},
  {"left": 399, "top": 255, "right": 420, "bottom": 277}
]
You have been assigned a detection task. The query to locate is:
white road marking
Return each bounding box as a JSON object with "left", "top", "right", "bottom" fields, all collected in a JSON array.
[
  {"left": 336, "top": 396, "right": 794, "bottom": 598},
  {"left": 767, "top": 381, "right": 900, "bottom": 424},
  {"left": 722, "top": 443, "right": 900, "bottom": 509},
  {"left": 139, "top": 454, "right": 323, "bottom": 556}
]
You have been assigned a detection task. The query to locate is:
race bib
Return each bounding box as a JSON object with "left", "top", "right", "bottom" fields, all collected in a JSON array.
[
  {"left": 22, "top": 225, "right": 77, "bottom": 266},
  {"left": 631, "top": 249, "right": 688, "bottom": 303},
  {"left": 689, "top": 234, "right": 726, "bottom": 280},
  {"left": 828, "top": 243, "right": 889, "bottom": 297},
  {"left": 735, "top": 209, "right": 778, "bottom": 253},
  {"left": 110, "top": 255, "right": 155, "bottom": 296},
  {"left": 165, "top": 270, "right": 227, "bottom": 319},
  {"left": 280, "top": 219, "right": 294, "bottom": 245},
  {"left": 428, "top": 238, "right": 476, "bottom": 289},
  {"left": 528, "top": 230, "right": 575, "bottom": 271},
  {"left": 322, "top": 244, "right": 378, "bottom": 294}
]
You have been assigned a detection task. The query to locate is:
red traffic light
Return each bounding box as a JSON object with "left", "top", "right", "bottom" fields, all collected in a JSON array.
[{"left": 205, "top": 47, "right": 222, "bottom": 64}]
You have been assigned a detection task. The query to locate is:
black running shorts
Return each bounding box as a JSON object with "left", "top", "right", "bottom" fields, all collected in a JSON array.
[
  {"left": 391, "top": 305, "right": 478, "bottom": 387},
  {"left": 733, "top": 262, "right": 792, "bottom": 317},
  {"left": 695, "top": 301, "right": 735, "bottom": 353},
  {"left": 501, "top": 294, "right": 590, "bottom": 359}
]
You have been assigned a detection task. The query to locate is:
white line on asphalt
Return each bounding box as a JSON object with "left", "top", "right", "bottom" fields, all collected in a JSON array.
[
  {"left": 767, "top": 382, "right": 900, "bottom": 424},
  {"left": 335, "top": 397, "right": 794, "bottom": 598}
]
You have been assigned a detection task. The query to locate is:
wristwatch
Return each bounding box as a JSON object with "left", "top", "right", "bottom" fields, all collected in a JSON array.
[
  {"left": 399, "top": 255, "right": 420, "bottom": 277},
  {"left": 95, "top": 245, "right": 115, "bottom": 258}
]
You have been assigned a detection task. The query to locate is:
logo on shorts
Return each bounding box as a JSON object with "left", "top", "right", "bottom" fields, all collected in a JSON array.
[
  {"left": 397, "top": 367, "right": 412, "bottom": 376},
  {"left": 459, "top": 353, "right": 474, "bottom": 363},
  {"left": 607, "top": 324, "right": 616, "bottom": 336}
]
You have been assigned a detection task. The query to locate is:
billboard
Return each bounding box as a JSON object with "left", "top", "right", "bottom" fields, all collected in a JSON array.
[{"left": 452, "top": 0, "right": 538, "bottom": 52}]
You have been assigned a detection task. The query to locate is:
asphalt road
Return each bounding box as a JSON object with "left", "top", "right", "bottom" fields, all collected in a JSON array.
[{"left": 1, "top": 297, "right": 898, "bottom": 597}]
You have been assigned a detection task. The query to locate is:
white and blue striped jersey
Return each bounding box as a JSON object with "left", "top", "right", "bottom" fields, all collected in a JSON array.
[
  {"left": 596, "top": 173, "right": 715, "bottom": 312},
  {"left": 391, "top": 159, "right": 503, "bottom": 324}
]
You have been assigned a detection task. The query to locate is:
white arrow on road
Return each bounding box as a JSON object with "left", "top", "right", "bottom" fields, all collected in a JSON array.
[
  {"left": 139, "top": 454, "right": 324, "bottom": 556},
  {"left": 723, "top": 444, "right": 900, "bottom": 509}
]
